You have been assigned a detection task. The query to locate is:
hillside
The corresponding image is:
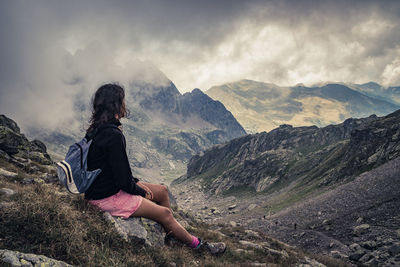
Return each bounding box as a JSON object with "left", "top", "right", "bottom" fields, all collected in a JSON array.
[
  {"left": 171, "top": 109, "right": 400, "bottom": 266},
  {"left": 206, "top": 79, "right": 400, "bottom": 133},
  {"left": 0, "top": 114, "right": 340, "bottom": 267},
  {"left": 26, "top": 65, "right": 246, "bottom": 184}
]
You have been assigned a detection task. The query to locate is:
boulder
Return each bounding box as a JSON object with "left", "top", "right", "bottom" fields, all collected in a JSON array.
[
  {"left": 0, "top": 188, "right": 16, "bottom": 196},
  {"left": 103, "top": 212, "right": 165, "bottom": 247},
  {"left": 360, "top": 240, "right": 376, "bottom": 250},
  {"left": 388, "top": 243, "right": 400, "bottom": 256},
  {"left": 0, "top": 115, "right": 20, "bottom": 133},
  {"left": 248, "top": 204, "right": 257, "bottom": 211},
  {"left": 239, "top": 240, "right": 263, "bottom": 249},
  {"left": 0, "top": 249, "right": 72, "bottom": 267},
  {"left": 353, "top": 224, "right": 370, "bottom": 236},
  {"left": 0, "top": 168, "right": 17, "bottom": 178},
  {"left": 330, "top": 250, "right": 348, "bottom": 260}
]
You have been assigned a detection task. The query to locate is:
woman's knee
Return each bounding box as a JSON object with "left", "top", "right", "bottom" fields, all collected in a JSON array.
[
  {"left": 159, "top": 206, "right": 174, "bottom": 225},
  {"left": 160, "top": 185, "right": 169, "bottom": 198}
]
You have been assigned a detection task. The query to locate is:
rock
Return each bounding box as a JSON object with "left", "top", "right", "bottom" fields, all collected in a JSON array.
[
  {"left": 0, "top": 188, "right": 16, "bottom": 196},
  {"left": 298, "top": 256, "right": 326, "bottom": 267},
  {"left": 359, "top": 253, "right": 373, "bottom": 263},
  {"left": 349, "top": 250, "right": 366, "bottom": 261},
  {"left": 229, "top": 221, "right": 237, "bottom": 227},
  {"left": 388, "top": 244, "right": 400, "bottom": 256},
  {"left": 248, "top": 204, "right": 257, "bottom": 211},
  {"left": 397, "top": 229, "right": 400, "bottom": 238},
  {"left": 330, "top": 250, "right": 348, "bottom": 260},
  {"left": 356, "top": 217, "right": 363, "bottom": 223},
  {"left": 103, "top": 212, "right": 164, "bottom": 247},
  {"left": 0, "top": 149, "right": 11, "bottom": 161},
  {"left": 244, "top": 229, "right": 261, "bottom": 239},
  {"left": 249, "top": 263, "right": 267, "bottom": 267},
  {"left": 228, "top": 204, "right": 237, "bottom": 210},
  {"left": 353, "top": 224, "right": 370, "bottom": 236},
  {"left": 239, "top": 240, "right": 262, "bottom": 249},
  {"left": 264, "top": 247, "right": 289, "bottom": 259},
  {"left": 365, "top": 257, "right": 380, "bottom": 266},
  {"left": 0, "top": 168, "right": 17, "bottom": 178},
  {"left": 349, "top": 243, "right": 362, "bottom": 251},
  {"left": 0, "top": 249, "right": 72, "bottom": 266},
  {"left": 31, "top": 139, "right": 47, "bottom": 153},
  {"left": 235, "top": 248, "right": 253, "bottom": 254},
  {"left": 0, "top": 115, "right": 20, "bottom": 133},
  {"left": 360, "top": 240, "right": 377, "bottom": 250}
]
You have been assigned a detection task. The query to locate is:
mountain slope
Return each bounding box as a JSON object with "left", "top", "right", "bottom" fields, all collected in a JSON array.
[
  {"left": 206, "top": 79, "right": 400, "bottom": 133},
  {"left": 175, "top": 109, "right": 400, "bottom": 196}
]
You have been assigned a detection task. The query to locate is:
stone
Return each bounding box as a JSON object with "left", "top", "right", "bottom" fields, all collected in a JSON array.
[
  {"left": 349, "top": 250, "right": 366, "bottom": 261},
  {"left": 264, "top": 247, "right": 289, "bottom": 259},
  {"left": 244, "top": 229, "right": 261, "bottom": 239},
  {"left": 299, "top": 256, "right": 326, "bottom": 267},
  {"left": 356, "top": 217, "right": 363, "bottom": 223},
  {"left": 249, "top": 263, "right": 267, "bottom": 267},
  {"left": 350, "top": 243, "right": 362, "bottom": 251},
  {"left": 353, "top": 224, "right": 370, "bottom": 236},
  {"left": 397, "top": 229, "right": 400, "bottom": 238},
  {"left": 0, "top": 168, "right": 17, "bottom": 178},
  {"left": 388, "top": 244, "right": 400, "bottom": 256},
  {"left": 229, "top": 221, "right": 237, "bottom": 227},
  {"left": 103, "top": 212, "right": 164, "bottom": 247},
  {"left": 0, "top": 188, "right": 15, "bottom": 196},
  {"left": 360, "top": 240, "right": 376, "bottom": 250},
  {"left": 359, "top": 253, "right": 373, "bottom": 263},
  {"left": 239, "top": 240, "right": 262, "bottom": 249},
  {"left": 228, "top": 204, "right": 237, "bottom": 210},
  {"left": 330, "top": 250, "right": 348, "bottom": 260},
  {"left": 0, "top": 249, "right": 72, "bottom": 266},
  {"left": 0, "top": 149, "right": 11, "bottom": 161},
  {"left": 248, "top": 204, "right": 257, "bottom": 211}
]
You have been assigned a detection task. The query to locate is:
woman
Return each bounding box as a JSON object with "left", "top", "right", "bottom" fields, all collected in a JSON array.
[{"left": 84, "top": 83, "right": 226, "bottom": 254}]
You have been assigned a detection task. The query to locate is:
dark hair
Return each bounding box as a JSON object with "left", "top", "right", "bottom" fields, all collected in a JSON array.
[{"left": 87, "top": 83, "right": 127, "bottom": 133}]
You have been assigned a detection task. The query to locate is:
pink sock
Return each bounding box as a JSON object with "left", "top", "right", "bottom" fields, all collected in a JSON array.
[{"left": 189, "top": 235, "right": 200, "bottom": 248}]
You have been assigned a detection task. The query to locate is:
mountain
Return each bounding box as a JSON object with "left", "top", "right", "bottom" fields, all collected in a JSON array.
[
  {"left": 171, "top": 109, "right": 400, "bottom": 266},
  {"left": 27, "top": 67, "right": 246, "bottom": 184},
  {"left": 351, "top": 81, "right": 400, "bottom": 105},
  {"left": 206, "top": 79, "right": 400, "bottom": 133},
  {"left": 174, "top": 109, "right": 400, "bottom": 195}
]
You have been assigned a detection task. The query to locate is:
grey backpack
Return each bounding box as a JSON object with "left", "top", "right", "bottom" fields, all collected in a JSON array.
[{"left": 56, "top": 124, "right": 118, "bottom": 194}]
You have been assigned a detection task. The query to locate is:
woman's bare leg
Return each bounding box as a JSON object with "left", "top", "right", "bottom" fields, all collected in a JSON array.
[
  {"left": 133, "top": 197, "right": 192, "bottom": 244},
  {"left": 137, "top": 182, "right": 171, "bottom": 209}
]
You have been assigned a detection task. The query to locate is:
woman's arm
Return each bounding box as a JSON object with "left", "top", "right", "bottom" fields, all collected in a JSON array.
[{"left": 107, "top": 129, "right": 147, "bottom": 197}]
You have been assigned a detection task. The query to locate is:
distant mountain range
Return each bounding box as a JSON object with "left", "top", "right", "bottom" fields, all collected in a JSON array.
[
  {"left": 27, "top": 65, "right": 245, "bottom": 184},
  {"left": 173, "top": 108, "right": 400, "bottom": 199},
  {"left": 206, "top": 80, "right": 400, "bottom": 133}
]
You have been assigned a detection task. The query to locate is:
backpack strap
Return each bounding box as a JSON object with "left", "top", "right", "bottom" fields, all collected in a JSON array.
[{"left": 85, "top": 124, "right": 120, "bottom": 141}]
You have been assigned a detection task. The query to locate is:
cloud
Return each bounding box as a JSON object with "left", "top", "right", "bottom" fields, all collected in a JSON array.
[{"left": 0, "top": 0, "right": 400, "bottom": 131}]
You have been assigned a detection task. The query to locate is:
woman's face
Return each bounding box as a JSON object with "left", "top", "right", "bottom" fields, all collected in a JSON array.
[{"left": 115, "top": 98, "right": 126, "bottom": 119}]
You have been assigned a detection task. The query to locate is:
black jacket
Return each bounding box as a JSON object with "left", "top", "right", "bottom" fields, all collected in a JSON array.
[{"left": 84, "top": 120, "right": 147, "bottom": 200}]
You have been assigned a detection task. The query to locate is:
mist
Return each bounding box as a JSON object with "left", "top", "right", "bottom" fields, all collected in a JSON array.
[{"left": 1, "top": 0, "right": 400, "bottom": 131}]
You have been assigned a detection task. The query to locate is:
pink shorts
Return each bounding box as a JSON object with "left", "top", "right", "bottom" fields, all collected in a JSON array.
[{"left": 88, "top": 190, "right": 143, "bottom": 219}]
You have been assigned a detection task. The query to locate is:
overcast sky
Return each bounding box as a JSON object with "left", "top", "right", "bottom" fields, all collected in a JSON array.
[{"left": 1, "top": 0, "right": 400, "bottom": 130}]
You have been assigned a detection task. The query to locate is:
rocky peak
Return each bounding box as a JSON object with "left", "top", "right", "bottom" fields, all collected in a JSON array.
[
  {"left": 177, "top": 109, "right": 399, "bottom": 194},
  {"left": 0, "top": 114, "right": 52, "bottom": 165}
]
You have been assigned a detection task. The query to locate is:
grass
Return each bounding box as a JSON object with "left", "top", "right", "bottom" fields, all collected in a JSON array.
[{"left": 0, "top": 160, "right": 346, "bottom": 266}]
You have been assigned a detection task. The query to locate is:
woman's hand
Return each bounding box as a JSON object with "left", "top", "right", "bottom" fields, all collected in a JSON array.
[{"left": 137, "top": 182, "right": 153, "bottom": 200}]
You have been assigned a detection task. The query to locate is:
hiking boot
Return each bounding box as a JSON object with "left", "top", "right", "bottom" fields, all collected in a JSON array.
[{"left": 196, "top": 239, "right": 226, "bottom": 255}]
